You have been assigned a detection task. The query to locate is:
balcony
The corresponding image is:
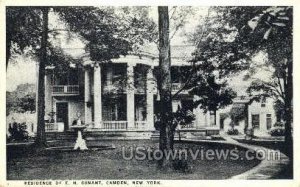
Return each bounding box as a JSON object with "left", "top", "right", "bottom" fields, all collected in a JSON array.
[{"left": 52, "top": 85, "right": 80, "bottom": 96}]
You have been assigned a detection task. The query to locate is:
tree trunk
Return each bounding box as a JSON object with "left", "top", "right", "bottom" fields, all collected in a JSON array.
[
  {"left": 214, "top": 110, "right": 217, "bottom": 126},
  {"left": 6, "top": 36, "right": 11, "bottom": 71},
  {"left": 6, "top": 15, "right": 14, "bottom": 71},
  {"left": 157, "top": 6, "right": 173, "bottom": 168},
  {"left": 244, "top": 103, "right": 249, "bottom": 134},
  {"left": 35, "top": 7, "right": 49, "bottom": 147},
  {"left": 284, "top": 57, "right": 293, "bottom": 158}
]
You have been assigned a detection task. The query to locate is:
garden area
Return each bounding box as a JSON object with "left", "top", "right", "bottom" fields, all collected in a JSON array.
[{"left": 7, "top": 140, "right": 260, "bottom": 180}]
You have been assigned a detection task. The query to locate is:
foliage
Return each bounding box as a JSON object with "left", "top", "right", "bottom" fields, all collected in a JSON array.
[
  {"left": 229, "top": 103, "right": 246, "bottom": 124},
  {"left": 185, "top": 7, "right": 239, "bottom": 118},
  {"left": 269, "top": 127, "right": 285, "bottom": 136},
  {"left": 55, "top": 7, "right": 157, "bottom": 62},
  {"left": 274, "top": 121, "right": 284, "bottom": 127},
  {"left": 190, "top": 6, "right": 292, "bottom": 149},
  {"left": 189, "top": 75, "right": 237, "bottom": 113},
  {"left": 217, "top": 6, "right": 293, "bottom": 105},
  {"left": 226, "top": 128, "right": 239, "bottom": 135},
  {"left": 6, "top": 7, "right": 43, "bottom": 68},
  {"left": 173, "top": 105, "right": 195, "bottom": 127},
  {"left": 273, "top": 99, "right": 285, "bottom": 122},
  {"left": 7, "top": 122, "right": 29, "bottom": 142},
  {"left": 47, "top": 44, "right": 83, "bottom": 76}
]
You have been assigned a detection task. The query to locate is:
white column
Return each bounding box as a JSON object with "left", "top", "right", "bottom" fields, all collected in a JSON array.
[
  {"left": 93, "top": 64, "right": 102, "bottom": 128},
  {"left": 35, "top": 62, "right": 39, "bottom": 133},
  {"left": 127, "top": 64, "right": 135, "bottom": 130},
  {"left": 84, "top": 68, "right": 92, "bottom": 125},
  {"left": 193, "top": 96, "right": 200, "bottom": 129},
  {"left": 146, "top": 67, "right": 154, "bottom": 130},
  {"left": 216, "top": 110, "right": 220, "bottom": 128},
  {"left": 206, "top": 111, "right": 211, "bottom": 127},
  {"left": 248, "top": 105, "right": 252, "bottom": 129}
]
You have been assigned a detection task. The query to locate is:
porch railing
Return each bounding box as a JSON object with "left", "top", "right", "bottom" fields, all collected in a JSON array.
[
  {"left": 134, "top": 121, "right": 147, "bottom": 129},
  {"left": 45, "top": 123, "right": 58, "bottom": 132},
  {"left": 102, "top": 121, "right": 127, "bottom": 130},
  {"left": 52, "top": 85, "right": 79, "bottom": 95}
]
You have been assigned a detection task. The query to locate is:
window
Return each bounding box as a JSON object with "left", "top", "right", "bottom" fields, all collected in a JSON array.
[
  {"left": 266, "top": 114, "right": 272, "bottom": 130},
  {"left": 210, "top": 112, "right": 216, "bottom": 126},
  {"left": 252, "top": 114, "right": 260, "bottom": 129},
  {"left": 102, "top": 95, "right": 126, "bottom": 121},
  {"left": 171, "top": 67, "right": 181, "bottom": 83},
  {"left": 135, "top": 95, "right": 146, "bottom": 121}
]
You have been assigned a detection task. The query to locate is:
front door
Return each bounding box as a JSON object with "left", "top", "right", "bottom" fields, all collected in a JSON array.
[
  {"left": 56, "top": 102, "right": 68, "bottom": 131},
  {"left": 220, "top": 118, "right": 224, "bottom": 129}
]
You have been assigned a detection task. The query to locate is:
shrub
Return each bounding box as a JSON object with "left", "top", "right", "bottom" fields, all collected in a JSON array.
[
  {"left": 227, "top": 128, "right": 239, "bottom": 135},
  {"left": 7, "top": 122, "right": 29, "bottom": 142},
  {"left": 269, "top": 128, "right": 285, "bottom": 136},
  {"left": 273, "top": 121, "right": 284, "bottom": 127}
]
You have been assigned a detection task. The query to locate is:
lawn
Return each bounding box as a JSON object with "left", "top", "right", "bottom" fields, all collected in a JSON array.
[{"left": 7, "top": 140, "right": 260, "bottom": 180}]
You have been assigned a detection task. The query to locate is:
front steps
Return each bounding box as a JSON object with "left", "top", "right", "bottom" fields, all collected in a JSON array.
[
  {"left": 46, "top": 128, "right": 220, "bottom": 142},
  {"left": 46, "top": 130, "right": 154, "bottom": 141}
]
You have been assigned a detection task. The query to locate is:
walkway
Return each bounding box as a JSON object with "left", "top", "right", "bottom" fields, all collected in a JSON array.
[{"left": 182, "top": 135, "right": 290, "bottom": 179}]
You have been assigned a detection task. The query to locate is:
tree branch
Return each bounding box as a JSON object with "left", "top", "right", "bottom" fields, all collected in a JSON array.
[{"left": 276, "top": 74, "right": 286, "bottom": 101}]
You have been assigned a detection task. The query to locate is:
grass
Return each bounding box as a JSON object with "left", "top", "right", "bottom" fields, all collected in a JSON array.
[{"left": 7, "top": 140, "right": 260, "bottom": 180}]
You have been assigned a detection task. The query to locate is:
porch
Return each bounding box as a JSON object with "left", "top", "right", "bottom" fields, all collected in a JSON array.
[{"left": 45, "top": 121, "right": 150, "bottom": 132}]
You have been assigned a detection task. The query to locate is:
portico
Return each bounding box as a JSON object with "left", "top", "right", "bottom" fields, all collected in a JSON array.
[{"left": 83, "top": 62, "right": 159, "bottom": 131}]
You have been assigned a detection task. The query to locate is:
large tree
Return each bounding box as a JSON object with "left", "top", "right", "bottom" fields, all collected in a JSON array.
[
  {"left": 192, "top": 6, "right": 293, "bottom": 155},
  {"left": 246, "top": 7, "right": 293, "bottom": 154},
  {"left": 7, "top": 7, "right": 157, "bottom": 146},
  {"left": 35, "top": 7, "right": 49, "bottom": 146},
  {"left": 6, "top": 7, "right": 42, "bottom": 70},
  {"left": 157, "top": 6, "right": 174, "bottom": 167},
  {"left": 220, "top": 6, "right": 293, "bottom": 156},
  {"left": 183, "top": 7, "right": 240, "bottom": 125}
]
